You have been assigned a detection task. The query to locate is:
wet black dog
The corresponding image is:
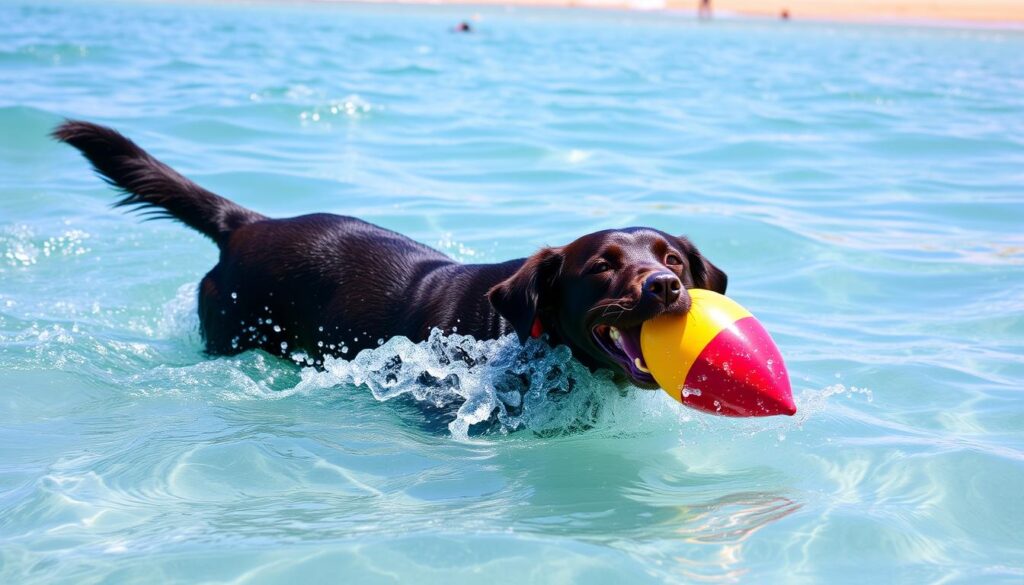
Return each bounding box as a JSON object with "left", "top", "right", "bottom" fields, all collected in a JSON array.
[{"left": 55, "top": 121, "right": 726, "bottom": 388}]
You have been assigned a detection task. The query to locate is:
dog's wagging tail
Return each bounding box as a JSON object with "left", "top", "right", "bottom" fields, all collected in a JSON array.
[
  {"left": 52, "top": 121, "right": 264, "bottom": 246},
  {"left": 55, "top": 120, "right": 727, "bottom": 388}
]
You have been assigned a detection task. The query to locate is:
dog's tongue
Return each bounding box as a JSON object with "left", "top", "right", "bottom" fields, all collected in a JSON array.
[{"left": 620, "top": 326, "right": 645, "bottom": 363}]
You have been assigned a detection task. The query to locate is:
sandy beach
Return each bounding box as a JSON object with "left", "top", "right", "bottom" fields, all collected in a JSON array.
[
  {"left": 679, "top": 0, "right": 1024, "bottom": 23},
  {"left": 353, "top": 0, "right": 1024, "bottom": 25}
]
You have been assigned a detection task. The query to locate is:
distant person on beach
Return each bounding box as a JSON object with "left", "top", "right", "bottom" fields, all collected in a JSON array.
[
  {"left": 780, "top": 9, "right": 790, "bottom": 20},
  {"left": 698, "top": 0, "right": 712, "bottom": 19}
]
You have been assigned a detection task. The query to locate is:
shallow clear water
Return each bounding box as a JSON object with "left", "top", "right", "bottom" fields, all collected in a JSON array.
[{"left": 2, "top": 1, "right": 1023, "bottom": 582}]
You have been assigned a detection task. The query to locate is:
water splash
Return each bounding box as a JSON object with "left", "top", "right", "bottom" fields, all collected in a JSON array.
[
  {"left": 154, "top": 282, "right": 201, "bottom": 343},
  {"left": 797, "top": 383, "right": 874, "bottom": 416},
  {"left": 291, "top": 329, "right": 667, "bottom": 440}
]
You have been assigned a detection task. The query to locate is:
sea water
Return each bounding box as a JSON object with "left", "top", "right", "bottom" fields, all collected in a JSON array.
[{"left": 1, "top": 1, "right": 1022, "bottom": 582}]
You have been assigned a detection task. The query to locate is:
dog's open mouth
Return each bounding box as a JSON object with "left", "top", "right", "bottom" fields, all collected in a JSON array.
[{"left": 592, "top": 323, "right": 658, "bottom": 387}]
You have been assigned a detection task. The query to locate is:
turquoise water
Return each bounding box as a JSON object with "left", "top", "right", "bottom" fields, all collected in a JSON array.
[{"left": 2, "top": 0, "right": 1024, "bottom": 581}]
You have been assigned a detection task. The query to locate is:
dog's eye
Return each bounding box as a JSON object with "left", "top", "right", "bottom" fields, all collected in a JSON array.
[
  {"left": 589, "top": 260, "right": 612, "bottom": 274},
  {"left": 665, "top": 254, "right": 683, "bottom": 266}
]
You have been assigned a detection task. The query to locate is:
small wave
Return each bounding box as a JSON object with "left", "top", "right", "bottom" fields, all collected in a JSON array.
[
  {"left": 0, "top": 42, "right": 92, "bottom": 66},
  {"left": 298, "top": 95, "right": 374, "bottom": 126},
  {"left": 0, "top": 224, "right": 91, "bottom": 270}
]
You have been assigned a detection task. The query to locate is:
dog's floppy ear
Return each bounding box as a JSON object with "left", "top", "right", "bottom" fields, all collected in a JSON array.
[
  {"left": 694, "top": 253, "right": 728, "bottom": 294},
  {"left": 487, "top": 247, "right": 563, "bottom": 342},
  {"left": 678, "top": 236, "right": 728, "bottom": 294}
]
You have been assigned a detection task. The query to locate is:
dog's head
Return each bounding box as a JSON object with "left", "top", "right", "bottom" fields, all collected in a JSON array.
[{"left": 488, "top": 228, "right": 727, "bottom": 388}]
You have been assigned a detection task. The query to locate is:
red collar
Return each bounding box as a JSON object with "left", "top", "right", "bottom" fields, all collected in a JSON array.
[{"left": 530, "top": 316, "right": 544, "bottom": 338}]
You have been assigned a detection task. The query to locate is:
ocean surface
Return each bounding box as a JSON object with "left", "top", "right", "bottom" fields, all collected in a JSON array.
[{"left": 2, "top": 1, "right": 1023, "bottom": 582}]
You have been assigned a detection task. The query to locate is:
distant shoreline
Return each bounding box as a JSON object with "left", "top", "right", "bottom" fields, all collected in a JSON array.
[
  {"left": 300, "top": 0, "right": 1024, "bottom": 28},
  {"left": 685, "top": 0, "right": 1023, "bottom": 25}
]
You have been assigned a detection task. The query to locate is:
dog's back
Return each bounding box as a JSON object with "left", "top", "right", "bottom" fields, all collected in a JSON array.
[{"left": 198, "top": 212, "right": 489, "bottom": 358}]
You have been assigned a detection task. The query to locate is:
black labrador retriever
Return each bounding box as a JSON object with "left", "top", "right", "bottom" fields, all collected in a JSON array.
[{"left": 55, "top": 121, "right": 727, "bottom": 389}]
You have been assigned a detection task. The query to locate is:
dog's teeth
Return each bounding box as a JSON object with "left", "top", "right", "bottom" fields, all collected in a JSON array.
[
  {"left": 634, "top": 357, "right": 651, "bottom": 374},
  {"left": 610, "top": 327, "right": 626, "bottom": 351}
]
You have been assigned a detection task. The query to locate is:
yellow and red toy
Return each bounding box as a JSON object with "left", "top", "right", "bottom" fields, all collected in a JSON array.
[{"left": 640, "top": 289, "right": 796, "bottom": 417}]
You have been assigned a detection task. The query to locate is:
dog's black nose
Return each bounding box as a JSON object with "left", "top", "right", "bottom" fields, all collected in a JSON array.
[{"left": 644, "top": 272, "right": 681, "bottom": 305}]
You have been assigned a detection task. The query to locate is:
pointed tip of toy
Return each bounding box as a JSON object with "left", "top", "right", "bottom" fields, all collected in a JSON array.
[
  {"left": 777, "top": 390, "right": 797, "bottom": 416},
  {"left": 760, "top": 392, "right": 797, "bottom": 417}
]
